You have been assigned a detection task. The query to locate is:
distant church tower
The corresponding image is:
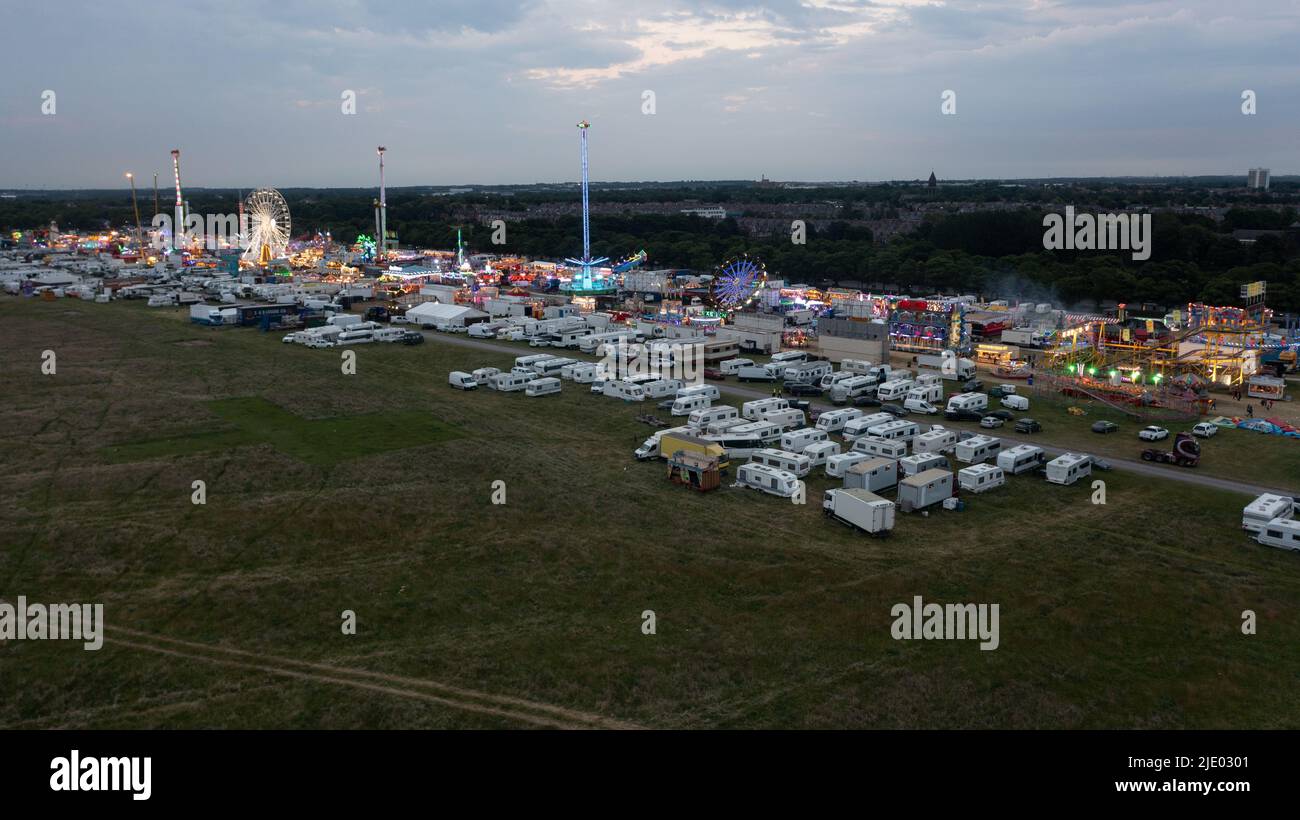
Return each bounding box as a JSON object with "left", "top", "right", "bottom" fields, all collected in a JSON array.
[{"left": 927, "top": 171, "right": 938, "bottom": 188}]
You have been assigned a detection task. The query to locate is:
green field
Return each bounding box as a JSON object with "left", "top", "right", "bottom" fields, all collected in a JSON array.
[{"left": 2, "top": 299, "right": 1299, "bottom": 729}]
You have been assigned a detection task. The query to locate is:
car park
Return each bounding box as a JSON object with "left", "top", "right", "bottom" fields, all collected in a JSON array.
[
  {"left": 1138, "top": 426, "right": 1169, "bottom": 441},
  {"left": 1091, "top": 421, "right": 1119, "bottom": 434}
]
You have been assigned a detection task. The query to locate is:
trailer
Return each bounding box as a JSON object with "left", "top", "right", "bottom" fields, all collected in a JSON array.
[
  {"left": 823, "top": 488, "right": 895, "bottom": 536},
  {"left": 843, "top": 457, "right": 899, "bottom": 493},
  {"left": 1045, "top": 453, "right": 1092, "bottom": 485},
  {"left": 1242, "top": 493, "right": 1295, "bottom": 533},
  {"left": 736, "top": 463, "right": 801, "bottom": 498},
  {"left": 958, "top": 463, "right": 1005, "bottom": 494},
  {"left": 954, "top": 434, "right": 1001, "bottom": 465},
  {"left": 914, "top": 428, "right": 958, "bottom": 455},
  {"left": 897, "top": 468, "right": 954, "bottom": 512},
  {"left": 898, "top": 453, "right": 948, "bottom": 478},
  {"left": 1255, "top": 518, "right": 1300, "bottom": 552},
  {"left": 997, "top": 444, "right": 1045, "bottom": 475},
  {"left": 916, "top": 354, "right": 976, "bottom": 380}
]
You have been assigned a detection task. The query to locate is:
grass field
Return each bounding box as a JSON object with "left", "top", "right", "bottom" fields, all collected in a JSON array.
[{"left": 2, "top": 298, "right": 1300, "bottom": 729}]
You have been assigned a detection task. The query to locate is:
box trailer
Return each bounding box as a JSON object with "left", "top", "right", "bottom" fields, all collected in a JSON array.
[
  {"left": 843, "top": 457, "right": 899, "bottom": 493},
  {"left": 916, "top": 353, "right": 976, "bottom": 380},
  {"left": 1045, "top": 453, "right": 1092, "bottom": 485},
  {"left": 1242, "top": 493, "right": 1295, "bottom": 533},
  {"left": 898, "top": 468, "right": 954, "bottom": 511},
  {"left": 823, "top": 488, "right": 895, "bottom": 536},
  {"left": 954, "top": 434, "right": 1001, "bottom": 465},
  {"left": 958, "top": 463, "right": 1005, "bottom": 494}
]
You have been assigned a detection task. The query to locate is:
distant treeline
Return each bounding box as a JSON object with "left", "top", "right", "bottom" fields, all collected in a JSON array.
[{"left": 4, "top": 184, "right": 1299, "bottom": 313}]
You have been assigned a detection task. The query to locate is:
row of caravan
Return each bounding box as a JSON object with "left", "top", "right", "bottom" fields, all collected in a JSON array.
[{"left": 1241, "top": 493, "right": 1300, "bottom": 551}]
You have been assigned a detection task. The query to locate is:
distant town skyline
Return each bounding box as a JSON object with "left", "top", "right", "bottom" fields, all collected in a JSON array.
[{"left": 2, "top": 1, "right": 1297, "bottom": 189}]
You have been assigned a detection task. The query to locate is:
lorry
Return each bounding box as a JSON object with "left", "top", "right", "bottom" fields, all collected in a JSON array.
[
  {"left": 916, "top": 354, "right": 976, "bottom": 380},
  {"left": 636, "top": 429, "right": 729, "bottom": 466},
  {"left": 1140, "top": 431, "right": 1201, "bottom": 468},
  {"left": 823, "top": 488, "right": 895, "bottom": 536}
]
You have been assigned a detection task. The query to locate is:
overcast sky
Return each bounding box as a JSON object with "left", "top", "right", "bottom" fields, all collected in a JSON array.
[{"left": 2, "top": 0, "right": 1297, "bottom": 189}]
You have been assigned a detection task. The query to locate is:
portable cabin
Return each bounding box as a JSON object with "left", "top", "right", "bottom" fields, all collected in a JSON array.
[
  {"left": 525, "top": 377, "right": 562, "bottom": 397},
  {"left": 1045, "top": 453, "right": 1092, "bottom": 486},
  {"left": 997, "top": 444, "right": 1046, "bottom": 475},
  {"left": 736, "top": 463, "right": 801, "bottom": 498},
  {"left": 958, "top": 463, "right": 1005, "bottom": 494},
  {"left": 914, "top": 428, "right": 958, "bottom": 455},
  {"left": 954, "top": 434, "right": 1001, "bottom": 465},
  {"left": 822, "top": 488, "right": 895, "bottom": 536},
  {"left": 748, "top": 448, "right": 812, "bottom": 478},
  {"left": 897, "top": 468, "right": 954, "bottom": 511},
  {"left": 843, "top": 457, "right": 899, "bottom": 493},
  {"left": 898, "top": 453, "right": 948, "bottom": 478}
]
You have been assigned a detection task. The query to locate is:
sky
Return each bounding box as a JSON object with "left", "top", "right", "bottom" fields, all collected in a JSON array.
[{"left": 2, "top": 0, "right": 1298, "bottom": 188}]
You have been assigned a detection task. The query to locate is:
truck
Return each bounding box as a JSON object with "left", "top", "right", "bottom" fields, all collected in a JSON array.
[
  {"left": 916, "top": 354, "right": 976, "bottom": 380},
  {"left": 1140, "top": 431, "right": 1201, "bottom": 467},
  {"left": 637, "top": 429, "right": 731, "bottom": 467},
  {"left": 822, "top": 488, "right": 895, "bottom": 536}
]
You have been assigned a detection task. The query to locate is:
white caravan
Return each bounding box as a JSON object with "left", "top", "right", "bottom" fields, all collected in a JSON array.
[
  {"left": 1242, "top": 494, "right": 1296, "bottom": 533},
  {"left": 525, "top": 377, "right": 562, "bottom": 397},
  {"left": 954, "top": 434, "right": 1001, "bottom": 465},
  {"left": 736, "top": 463, "right": 801, "bottom": 498},
  {"left": 748, "top": 448, "right": 812, "bottom": 478},
  {"left": 997, "top": 445, "right": 1046, "bottom": 475},
  {"left": 781, "top": 427, "right": 830, "bottom": 453},
  {"left": 1045, "top": 453, "right": 1092, "bottom": 486},
  {"left": 958, "top": 464, "right": 1005, "bottom": 493},
  {"left": 815, "top": 408, "right": 864, "bottom": 433}
]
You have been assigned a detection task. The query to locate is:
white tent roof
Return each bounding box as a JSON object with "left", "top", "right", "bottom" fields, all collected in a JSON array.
[{"left": 405, "top": 302, "right": 488, "bottom": 321}]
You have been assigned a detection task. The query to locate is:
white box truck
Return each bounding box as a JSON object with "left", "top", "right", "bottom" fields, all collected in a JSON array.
[{"left": 823, "top": 488, "right": 895, "bottom": 536}]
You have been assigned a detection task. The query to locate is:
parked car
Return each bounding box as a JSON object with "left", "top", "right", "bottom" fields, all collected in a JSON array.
[
  {"left": 1191, "top": 422, "right": 1218, "bottom": 438},
  {"left": 1090, "top": 456, "right": 1113, "bottom": 471},
  {"left": 400, "top": 332, "right": 425, "bottom": 345},
  {"left": 962, "top": 379, "right": 984, "bottom": 393},
  {"left": 1092, "top": 421, "right": 1119, "bottom": 434},
  {"left": 880, "top": 403, "right": 908, "bottom": 417},
  {"left": 1014, "top": 418, "right": 1042, "bottom": 433},
  {"left": 785, "top": 383, "right": 824, "bottom": 397},
  {"left": 980, "top": 416, "right": 1005, "bottom": 429},
  {"left": 985, "top": 409, "right": 1014, "bottom": 421},
  {"left": 390, "top": 315, "right": 410, "bottom": 325},
  {"left": 1138, "top": 425, "right": 1169, "bottom": 442},
  {"left": 851, "top": 395, "right": 882, "bottom": 408},
  {"left": 703, "top": 368, "right": 725, "bottom": 380},
  {"left": 945, "top": 409, "right": 983, "bottom": 422}
]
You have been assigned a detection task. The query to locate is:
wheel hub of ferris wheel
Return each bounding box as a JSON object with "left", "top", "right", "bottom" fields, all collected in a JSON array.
[{"left": 709, "top": 255, "right": 767, "bottom": 312}]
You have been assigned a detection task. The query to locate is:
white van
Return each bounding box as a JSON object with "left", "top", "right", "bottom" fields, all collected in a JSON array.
[
  {"left": 721, "top": 358, "right": 756, "bottom": 375},
  {"left": 690, "top": 405, "right": 740, "bottom": 428},
  {"left": 876, "top": 378, "right": 916, "bottom": 402},
  {"left": 490, "top": 372, "right": 531, "bottom": 392},
  {"left": 958, "top": 463, "right": 1005, "bottom": 494},
  {"left": 1242, "top": 494, "right": 1295, "bottom": 533},
  {"left": 448, "top": 371, "right": 478, "bottom": 390},
  {"left": 471, "top": 367, "right": 501, "bottom": 386},
  {"left": 781, "top": 427, "right": 830, "bottom": 454},
  {"left": 803, "top": 440, "right": 842, "bottom": 469},
  {"left": 603, "top": 380, "right": 646, "bottom": 402},
  {"left": 1045, "top": 453, "right": 1092, "bottom": 485},
  {"left": 914, "top": 428, "right": 958, "bottom": 455},
  {"left": 749, "top": 448, "right": 812, "bottom": 478},
  {"left": 826, "top": 452, "right": 872, "bottom": 478},
  {"left": 526, "top": 377, "right": 562, "bottom": 397},
  {"left": 742, "top": 398, "right": 789, "bottom": 421},
  {"left": 851, "top": 436, "right": 909, "bottom": 460},
  {"left": 843, "top": 413, "right": 896, "bottom": 441},
  {"left": 946, "top": 392, "right": 989, "bottom": 413},
  {"left": 898, "top": 453, "right": 948, "bottom": 478},
  {"left": 998, "top": 444, "right": 1046, "bottom": 475},
  {"left": 954, "top": 434, "right": 1001, "bottom": 464},
  {"left": 762, "top": 408, "right": 806, "bottom": 432},
  {"left": 736, "top": 463, "right": 801, "bottom": 498},
  {"left": 867, "top": 420, "right": 920, "bottom": 442},
  {"left": 671, "top": 394, "right": 712, "bottom": 416},
  {"left": 816, "top": 408, "right": 864, "bottom": 433},
  {"left": 677, "top": 384, "right": 720, "bottom": 402},
  {"left": 903, "top": 398, "right": 938, "bottom": 415},
  {"left": 1255, "top": 518, "right": 1300, "bottom": 552},
  {"left": 1001, "top": 394, "right": 1030, "bottom": 411}
]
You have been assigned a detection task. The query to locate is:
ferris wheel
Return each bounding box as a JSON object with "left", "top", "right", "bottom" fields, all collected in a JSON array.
[
  {"left": 241, "top": 188, "right": 291, "bottom": 264},
  {"left": 709, "top": 255, "right": 768, "bottom": 311}
]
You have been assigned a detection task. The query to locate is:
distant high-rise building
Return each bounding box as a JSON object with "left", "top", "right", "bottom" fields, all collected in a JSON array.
[
  {"left": 927, "top": 171, "right": 938, "bottom": 188},
  {"left": 1247, "top": 168, "right": 1271, "bottom": 190}
]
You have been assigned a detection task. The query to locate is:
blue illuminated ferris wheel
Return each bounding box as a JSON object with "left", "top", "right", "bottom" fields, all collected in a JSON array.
[{"left": 709, "top": 255, "right": 767, "bottom": 312}]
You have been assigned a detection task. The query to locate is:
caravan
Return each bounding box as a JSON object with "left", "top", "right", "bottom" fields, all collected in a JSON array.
[
  {"left": 643, "top": 378, "right": 685, "bottom": 400},
  {"left": 781, "top": 427, "right": 830, "bottom": 454},
  {"left": 839, "top": 359, "right": 875, "bottom": 376},
  {"left": 533, "top": 357, "right": 577, "bottom": 378},
  {"left": 1242, "top": 494, "right": 1295, "bottom": 533},
  {"left": 525, "top": 377, "right": 562, "bottom": 397},
  {"left": 1255, "top": 519, "right": 1300, "bottom": 552},
  {"left": 958, "top": 464, "right": 1005, "bottom": 493},
  {"left": 736, "top": 463, "right": 801, "bottom": 498},
  {"left": 603, "top": 380, "right": 647, "bottom": 402},
  {"left": 748, "top": 448, "right": 812, "bottom": 478},
  {"left": 954, "top": 435, "right": 1001, "bottom": 465},
  {"left": 830, "top": 376, "right": 877, "bottom": 405},
  {"left": 1045, "top": 453, "right": 1092, "bottom": 485},
  {"left": 843, "top": 413, "right": 897, "bottom": 441},
  {"left": 769, "top": 351, "right": 808, "bottom": 367},
  {"left": 946, "top": 392, "right": 988, "bottom": 413},
  {"left": 489, "top": 371, "right": 531, "bottom": 392},
  {"left": 689, "top": 405, "right": 740, "bottom": 429},
  {"left": 720, "top": 358, "right": 756, "bottom": 375},
  {"left": 898, "top": 453, "right": 948, "bottom": 478},
  {"left": 703, "top": 421, "right": 782, "bottom": 457},
  {"left": 815, "top": 408, "right": 864, "bottom": 434},
  {"left": 876, "top": 378, "right": 916, "bottom": 402},
  {"left": 851, "top": 436, "right": 909, "bottom": 461},
  {"left": 742, "top": 398, "right": 789, "bottom": 421},
  {"left": 820, "top": 371, "right": 859, "bottom": 391},
  {"left": 826, "top": 452, "right": 872, "bottom": 479},
  {"left": 471, "top": 367, "right": 501, "bottom": 386},
  {"left": 677, "top": 384, "right": 720, "bottom": 402},
  {"left": 671, "top": 393, "right": 712, "bottom": 416},
  {"left": 997, "top": 444, "right": 1046, "bottom": 475},
  {"left": 866, "top": 420, "right": 920, "bottom": 443},
  {"left": 802, "top": 440, "right": 842, "bottom": 470},
  {"left": 913, "top": 428, "right": 958, "bottom": 455},
  {"left": 783, "top": 360, "right": 833, "bottom": 384},
  {"left": 763, "top": 408, "right": 806, "bottom": 432}
]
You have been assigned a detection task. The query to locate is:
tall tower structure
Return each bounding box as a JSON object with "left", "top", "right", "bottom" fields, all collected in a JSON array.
[
  {"left": 126, "top": 172, "right": 144, "bottom": 260},
  {"left": 564, "top": 120, "right": 608, "bottom": 290},
  {"left": 377, "top": 146, "right": 388, "bottom": 262},
  {"left": 170, "top": 149, "right": 185, "bottom": 251}
]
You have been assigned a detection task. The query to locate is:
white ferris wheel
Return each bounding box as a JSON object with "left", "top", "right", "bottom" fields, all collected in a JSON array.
[{"left": 241, "top": 188, "right": 291, "bottom": 264}]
